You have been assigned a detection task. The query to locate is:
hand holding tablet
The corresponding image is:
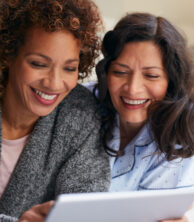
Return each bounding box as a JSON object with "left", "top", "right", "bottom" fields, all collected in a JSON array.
[{"left": 45, "top": 189, "right": 194, "bottom": 222}]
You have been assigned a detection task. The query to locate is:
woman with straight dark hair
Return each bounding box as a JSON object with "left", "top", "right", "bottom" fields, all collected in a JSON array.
[
  {"left": 96, "top": 12, "right": 194, "bottom": 163},
  {"left": 85, "top": 12, "right": 194, "bottom": 221},
  {"left": 88, "top": 13, "right": 194, "bottom": 220}
]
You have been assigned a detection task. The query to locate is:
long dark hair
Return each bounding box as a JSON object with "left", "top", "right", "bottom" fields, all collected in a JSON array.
[{"left": 96, "top": 12, "right": 194, "bottom": 161}]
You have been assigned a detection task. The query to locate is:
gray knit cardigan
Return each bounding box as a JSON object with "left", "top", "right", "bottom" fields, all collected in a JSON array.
[{"left": 0, "top": 84, "right": 110, "bottom": 222}]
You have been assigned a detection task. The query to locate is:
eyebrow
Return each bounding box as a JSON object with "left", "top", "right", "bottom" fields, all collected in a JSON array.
[
  {"left": 25, "top": 53, "right": 79, "bottom": 64},
  {"left": 142, "top": 66, "right": 164, "bottom": 71},
  {"left": 111, "top": 62, "right": 164, "bottom": 71},
  {"left": 111, "top": 62, "right": 130, "bottom": 69}
]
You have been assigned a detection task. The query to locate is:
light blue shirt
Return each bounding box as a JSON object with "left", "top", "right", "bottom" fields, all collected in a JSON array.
[
  {"left": 109, "top": 115, "right": 194, "bottom": 191},
  {"left": 83, "top": 82, "right": 194, "bottom": 192}
]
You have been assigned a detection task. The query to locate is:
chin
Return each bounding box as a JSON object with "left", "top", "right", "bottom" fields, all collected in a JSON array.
[
  {"left": 128, "top": 120, "right": 145, "bottom": 124},
  {"left": 30, "top": 107, "right": 55, "bottom": 117},
  {"left": 124, "top": 117, "right": 147, "bottom": 125}
]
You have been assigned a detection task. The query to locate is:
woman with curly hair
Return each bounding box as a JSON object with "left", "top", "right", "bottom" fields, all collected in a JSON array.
[{"left": 0, "top": 0, "right": 110, "bottom": 221}]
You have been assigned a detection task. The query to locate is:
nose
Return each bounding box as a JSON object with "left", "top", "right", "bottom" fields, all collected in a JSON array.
[
  {"left": 41, "top": 68, "right": 66, "bottom": 92},
  {"left": 123, "top": 71, "right": 144, "bottom": 95}
]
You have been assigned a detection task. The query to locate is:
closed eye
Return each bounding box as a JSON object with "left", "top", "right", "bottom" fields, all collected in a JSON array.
[
  {"left": 29, "top": 61, "right": 48, "bottom": 68},
  {"left": 144, "top": 74, "right": 159, "bottom": 79},
  {"left": 64, "top": 67, "right": 78, "bottom": 72},
  {"left": 112, "top": 71, "right": 128, "bottom": 75}
]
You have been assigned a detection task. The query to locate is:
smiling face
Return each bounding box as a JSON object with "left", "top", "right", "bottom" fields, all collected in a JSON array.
[
  {"left": 107, "top": 41, "right": 168, "bottom": 127},
  {"left": 5, "top": 27, "right": 80, "bottom": 119}
]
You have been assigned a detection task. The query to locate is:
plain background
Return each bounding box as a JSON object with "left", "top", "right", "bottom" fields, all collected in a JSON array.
[{"left": 93, "top": 0, "right": 194, "bottom": 47}]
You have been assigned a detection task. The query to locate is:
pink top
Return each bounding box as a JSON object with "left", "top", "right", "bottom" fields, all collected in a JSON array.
[{"left": 0, "top": 135, "right": 29, "bottom": 197}]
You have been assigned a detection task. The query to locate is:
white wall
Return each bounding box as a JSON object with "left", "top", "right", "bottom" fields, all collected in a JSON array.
[{"left": 94, "top": 0, "right": 194, "bottom": 47}]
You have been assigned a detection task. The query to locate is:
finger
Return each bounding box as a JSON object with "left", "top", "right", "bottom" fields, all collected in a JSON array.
[
  {"left": 160, "top": 217, "right": 188, "bottom": 222},
  {"left": 161, "top": 220, "right": 180, "bottom": 222},
  {"left": 33, "top": 200, "right": 55, "bottom": 216},
  {"left": 19, "top": 209, "right": 45, "bottom": 222},
  {"left": 19, "top": 201, "right": 54, "bottom": 222}
]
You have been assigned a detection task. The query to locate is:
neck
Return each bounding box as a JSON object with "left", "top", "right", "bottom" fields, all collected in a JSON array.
[
  {"left": 1, "top": 93, "right": 38, "bottom": 140},
  {"left": 119, "top": 118, "right": 145, "bottom": 151}
]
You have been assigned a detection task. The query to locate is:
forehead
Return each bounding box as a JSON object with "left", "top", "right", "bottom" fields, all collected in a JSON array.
[
  {"left": 19, "top": 26, "right": 81, "bottom": 57},
  {"left": 115, "top": 41, "right": 163, "bottom": 66}
]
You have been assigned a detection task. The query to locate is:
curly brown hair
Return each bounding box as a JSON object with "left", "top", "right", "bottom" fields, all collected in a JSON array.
[{"left": 0, "top": 0, "right": 103, "bottom": 93}]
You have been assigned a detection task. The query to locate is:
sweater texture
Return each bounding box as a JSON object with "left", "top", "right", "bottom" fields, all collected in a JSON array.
[{"left": 0, "top": 84, "right": 110, "bottom": 221}]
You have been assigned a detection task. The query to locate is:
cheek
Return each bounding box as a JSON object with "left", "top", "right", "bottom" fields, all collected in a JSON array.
[
  {"left": 17, "top": 65, "right": 38, "bottom": 84},
  {"left": 9, "top": 66, "right": 27, "bottom": 88},
  {"left": 108, "top": 86, "right": 122, "bottom": 111},
  {"left": 65, "top": 74, "right": 78, "bottom": 91},
  {"left": 107, "top": 76, "right": 120, "bottom": 96},
  {"left": 149, "top": 81, "right": 168, "bottom": 100}
]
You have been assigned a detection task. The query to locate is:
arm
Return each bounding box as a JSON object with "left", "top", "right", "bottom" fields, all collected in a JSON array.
[
  {"left": 139, "top": 149, "right": 194, "bottom": 190},
  {"left": 18, "top": 90, "right": 110, "bottom": 221},
  {"left": 55, "top": 119, "right": 111, "bottom": 194},
  {"left": 16, "top": 129, "right": 110, "bottom": 222},
  {"left": 54, "top": 87, "right": 111, "bottom": 194}
]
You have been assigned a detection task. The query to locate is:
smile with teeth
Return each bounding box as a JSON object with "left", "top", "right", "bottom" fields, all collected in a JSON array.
[
  {"left": 34, "top": 89, "right": 57, "bottom": 101},
  {"left": 122, "top": 97, "right": 148, "bottom": 105}
]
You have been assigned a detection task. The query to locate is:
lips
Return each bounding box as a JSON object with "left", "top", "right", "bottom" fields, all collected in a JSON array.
[
  {"left": 34, "top": 89, "right": 57, "bottom": 101},
  {"left": 31, "top": 87, "right": 59, "bottom": 105}
]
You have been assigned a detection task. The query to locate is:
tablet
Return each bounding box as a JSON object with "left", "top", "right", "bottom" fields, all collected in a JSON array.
[{"left": 45, "top": 189, "right": 194, "bottom": 222}]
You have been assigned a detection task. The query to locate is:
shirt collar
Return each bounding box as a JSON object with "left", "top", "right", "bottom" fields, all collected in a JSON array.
[
  {"left": 132, "top": 123, "right": 154, "bottom": 147},
  {"left": 109, "top": 115, "right": 155, "bottom": 178}
]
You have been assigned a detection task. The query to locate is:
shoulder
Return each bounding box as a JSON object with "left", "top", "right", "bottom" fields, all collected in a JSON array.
[
  {"left": 60, "top": 83, "right": 98, "bottom": 111},
  {"left": 139, "top": 151, "right": 194, "bottom": 190},
  {"left": 55, "top": 84, "right": 101, "bottom": 130}
]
